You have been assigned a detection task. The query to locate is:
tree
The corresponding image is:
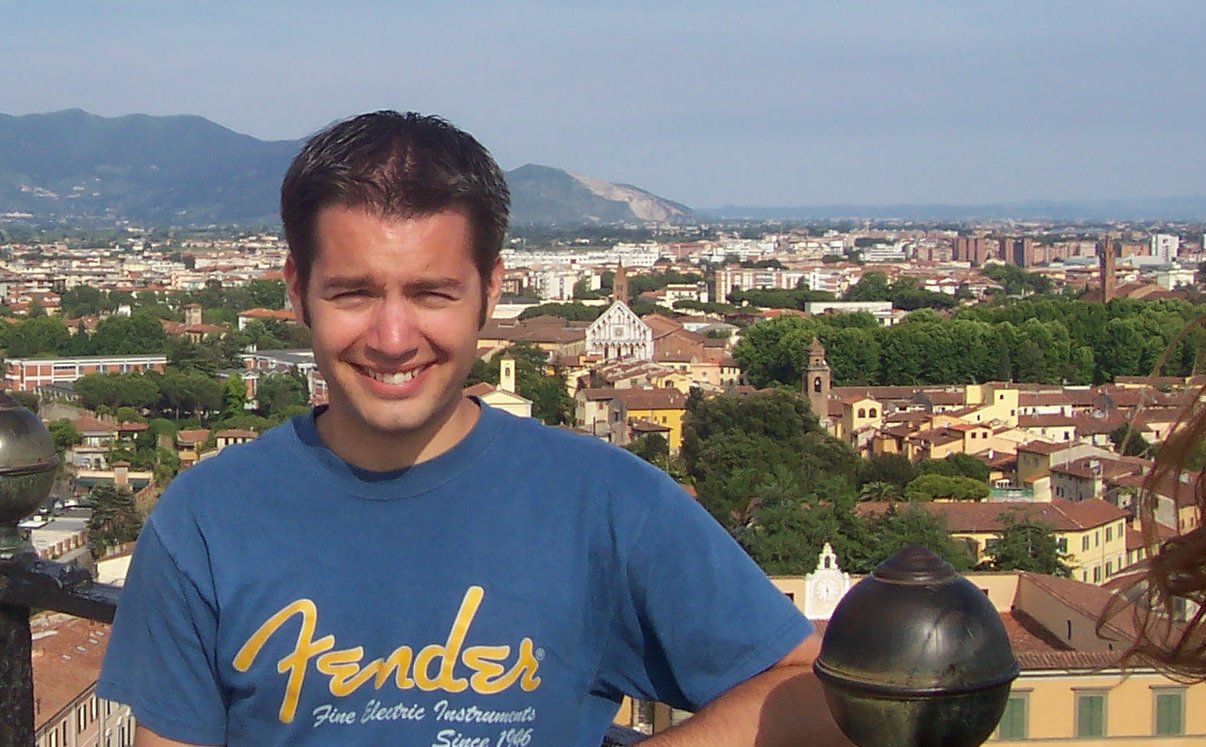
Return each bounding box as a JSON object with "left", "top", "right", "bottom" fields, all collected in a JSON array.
[
  {"left": 681, "top": 390, "right": 859, "bottom": 530},
  {"left": 223, "top": 374, "right": 248, "bottom": 419},
  {"left": 904, "top": 473, "right": 990, "bottom": 502},
  {"left": 47, "top": 419, "right": 82, "bottom": 453},
  {"left": 5, "top": 316, "right": 71, "bottom": 357},
  {"left": 626, "top": 433, "right": 669, "bottom": 469},
  {"left": 918, "top": 453, "right": 990, "bottom": 483},
  {"left": 981, "top": 516, "right": 1072, "bottom": 576},
  {"left": 858, "top": 453, "right": 917, "bottom": 490},
  {"left": 1110, "top": 424, "right": 1152, "bottom": 457},
  {"left": 89, "top": 312, "right": 168, "bottom": 355},
  {"left": 87, "top": 483, "right": 143, "bottom": 549},
  {"left": 518, "top": 303, "right": 604, "bottom": 322},
  {"left": 865, "top": 504, "right": 974, "bottom": 571},
  {"left": 254, "top": 372, "right": 309, "bottom": 417}
]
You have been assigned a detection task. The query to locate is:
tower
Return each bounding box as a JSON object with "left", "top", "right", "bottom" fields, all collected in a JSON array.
[
  {"left": 612, "top": 261, "right": 629, "bottom": 304},
  {"left": 1099, "top": 237, "right": 1116, "bottom": 303},
  {"left": 803, "top": 337, "right": 831, "bottom": 420},
  {"left": 499, "top": 355, "right": 516, "bottom": 393},
  {"left": 184, "top": 303, "right": 203, "bottom": 327}
]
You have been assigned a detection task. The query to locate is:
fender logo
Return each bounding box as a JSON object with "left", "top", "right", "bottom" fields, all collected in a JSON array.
[{"left": 233, "top": 586, "right": 541, "bottom": 723}]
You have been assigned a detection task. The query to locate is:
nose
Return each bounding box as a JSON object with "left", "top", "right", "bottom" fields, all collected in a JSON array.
[{"left": 366, "top": 296, "right": 419, "bottom": 358}]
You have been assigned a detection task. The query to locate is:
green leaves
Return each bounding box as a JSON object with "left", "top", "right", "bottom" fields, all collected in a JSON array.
[
  {"left": 981, "top": 516, "right": 1072, "bottom": 576},
  {"left": 86, "top": 483, "right": 142, "bottom": 550}
]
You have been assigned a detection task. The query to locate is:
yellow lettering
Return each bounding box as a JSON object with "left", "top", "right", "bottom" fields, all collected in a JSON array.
[
  {"left": 233, "top": 587, "right": 541, "bottom": 719},
  {"left": 413, "top": 587, "right": 481, "bottom": 692},
  {"left": 375, "top": 646, "right": 417, "bottom": 689},
  {"left": 469, "top": 637, "right": 543, "bottom": 694},
  {"left": 232, "top": 599, "right": 334, "bottom": 724},
  {"left": 464, "top": 645, "right": 511, "bottom": 692},
  {"left": 315, "top": 646, "right": 385, "bottom": 697},
  {"left": 517, "top": 638, "right": 542, "bottom": 692}
]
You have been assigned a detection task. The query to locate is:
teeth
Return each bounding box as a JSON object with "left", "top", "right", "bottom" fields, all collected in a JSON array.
[{"left": 368, "top": 368, "right": 420, "bottom": 384}]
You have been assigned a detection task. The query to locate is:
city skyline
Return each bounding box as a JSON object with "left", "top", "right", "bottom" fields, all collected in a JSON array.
[{"left": 3, "top": 1, "right": 1205, "bottom": 209}]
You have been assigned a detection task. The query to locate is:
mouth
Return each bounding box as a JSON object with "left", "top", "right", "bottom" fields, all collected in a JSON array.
[{"left": 359, "top": 364, "right": 429, "bottom": 385}]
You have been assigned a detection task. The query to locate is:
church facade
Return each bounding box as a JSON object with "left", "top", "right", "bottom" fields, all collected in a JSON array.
[{"left": 586, "top": 301, "right": 653, "bottom": 361}]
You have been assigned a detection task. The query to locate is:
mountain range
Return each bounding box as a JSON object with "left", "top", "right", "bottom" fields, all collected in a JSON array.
[
  {"left": 2, "top": 110, "right": 1202, "bottom": 227},
  {"left": 0, "top": 109, "right": 692, "bottom": 227}
]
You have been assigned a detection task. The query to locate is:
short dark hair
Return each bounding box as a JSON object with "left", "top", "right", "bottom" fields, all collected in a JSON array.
[{"left": 281, "top": 111, "right": 510, "bottom": 318}]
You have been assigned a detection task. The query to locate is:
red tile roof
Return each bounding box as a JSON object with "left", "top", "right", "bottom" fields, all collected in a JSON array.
[
  {"left": 856, "top": 499, "right": 1126, "bottom": 533},
  {"left": 32, "top": 614, "right": 110, "bottom": 731}
]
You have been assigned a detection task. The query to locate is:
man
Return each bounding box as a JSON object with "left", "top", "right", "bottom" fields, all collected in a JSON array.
[{"left": 98, "top": 111, "right": 820, "bottom": 746}]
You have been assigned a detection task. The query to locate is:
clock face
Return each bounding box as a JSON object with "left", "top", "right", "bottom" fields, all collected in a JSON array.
[{"left": 815, "top": 579, "right": 840, "bottom": 602}]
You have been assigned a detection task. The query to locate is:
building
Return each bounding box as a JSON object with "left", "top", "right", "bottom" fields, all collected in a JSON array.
[
  {"left": 463, "top": 355, "right": 533, "bottom": 418},
  {"left": 1150, "top": 233, "right": 1180, "bottom": 263},
  {"left": 5, "top": 354, "right": 167, "bottom": 393},
  {"left": 585, "top": 301, "right": 653, "bottom": 361},
  {"left": 32, "top": 614, "right": 136, "bottom": 747},
  {"left": 856, "top": 499, "right": 1128, "bottom": 585},
  {"left": 954, "top": 236, "right": 996, "bottom": 265}
]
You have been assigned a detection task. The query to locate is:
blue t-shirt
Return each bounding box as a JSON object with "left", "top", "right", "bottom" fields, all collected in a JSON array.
[{"left": 98, "top": 403, "right": 811, "bottom": 746}]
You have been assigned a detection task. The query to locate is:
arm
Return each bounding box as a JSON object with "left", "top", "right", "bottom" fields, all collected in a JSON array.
[
  {"left": 135, "top": 725, "right": 220, "bottom": 747},
  {"left": 640, "top": 632, "right": 847, "bottom": 747}
]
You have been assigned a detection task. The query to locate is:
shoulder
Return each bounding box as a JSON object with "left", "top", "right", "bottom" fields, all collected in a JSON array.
[
  {"left": 491, "top": 407, "right": 678, "bottom": 488},
  {"left": 150, "top": 418, "right": 301, "bottom": 523},
  {"left": 483, "top": 406, "right": 690, "bottom": 521}
]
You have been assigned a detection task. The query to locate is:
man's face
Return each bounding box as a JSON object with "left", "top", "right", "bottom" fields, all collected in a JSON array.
[{"left": 286, "top": 206, "right": 501, "bottom": 458}]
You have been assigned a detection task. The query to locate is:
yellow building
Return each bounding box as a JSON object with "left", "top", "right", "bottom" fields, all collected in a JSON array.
[
  {"left": 856, "top": 499, "right": 1129, "bottom": 585},
  {"left": 964, "top": 382, "right": 1021, "bottom": 428},
  {"left": 611, "top": 387, "right": 688, "bottom": 452},
  {"left": 994, "top": 572, "right": 1206, "bottom": 744}
]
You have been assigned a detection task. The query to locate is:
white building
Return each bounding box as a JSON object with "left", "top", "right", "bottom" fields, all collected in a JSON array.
[
  {"left": 1150, "top": 233, "right": 1180, "bottom": 262},
  {"left": 586, "top": 301, "right": 653, "bottom": 360}
]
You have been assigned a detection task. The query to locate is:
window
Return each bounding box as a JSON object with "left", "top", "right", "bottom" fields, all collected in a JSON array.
[
  {"left": 1093, "top": 566, "right": 1102, "bottom": 583},
  {"left": 1106, "top": 526, "right": 1113, "bottom": 542},
  {"left": 1082, "top": 535, "right": 1090, "bottom": 552},
  {"left": 1106, "top": 561, "right": 1113, "bottom": 576},
  {"left": 858, "top": 408, "right": 866, "bottom": 418},
  {"left": 1095, "top": 530, "right": 1100, "bottom": 547},
  {"left": 1076, "top": 691, "right": 1106, "bottom": 737},
  {"left": 996, "top": 693, "right": 1028, "bottom": 739},
  {"left": 869, "top": 408, "right": 877, "bottom": 417},
  {"left": 1154, "top": 689, "right": 1185, "bottom": 735},
  {"left": 1058, "top": 537, "right": 1068, "bottom": 553}
]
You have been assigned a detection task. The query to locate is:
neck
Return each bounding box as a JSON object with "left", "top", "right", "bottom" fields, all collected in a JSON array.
[{"left": 315, "top": 397, "right": 481, "bottom": 472}]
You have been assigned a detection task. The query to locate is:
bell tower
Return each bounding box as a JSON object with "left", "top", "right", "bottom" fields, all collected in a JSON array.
[
  {"left": 612, "top": 261, "right": 629, "bottom": 304},
  {"left": 803, "top": 337, "right": 830, "bottom": 420}
]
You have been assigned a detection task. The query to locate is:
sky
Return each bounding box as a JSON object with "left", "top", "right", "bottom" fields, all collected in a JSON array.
[{"left": 2, "top": 1, "right": 1204, "bottom": 209}]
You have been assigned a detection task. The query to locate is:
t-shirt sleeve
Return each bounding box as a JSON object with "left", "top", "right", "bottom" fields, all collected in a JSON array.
[
  {"left": 97, "top": 519, "right": 228, "bottom": 745},
  {"left": 599, "top": 480, "right": 813, "bottom": 711}
]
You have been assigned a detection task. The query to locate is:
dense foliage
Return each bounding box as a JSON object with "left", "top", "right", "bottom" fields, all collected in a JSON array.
[
  {"left": 980, "top": 517, "right": 1073, "bottom": 576},
  {"left": 733, "top": 297, "right": 1205, "bottom": 388},
  {"left": 86, "top": 483, "right": 143, "bottom": 549},
  {"left": 680, "top": 390, "right": 975, "bottom": 574}
]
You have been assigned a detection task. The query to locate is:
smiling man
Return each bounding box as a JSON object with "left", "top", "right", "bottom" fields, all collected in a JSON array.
[{"left": 98, "top": 111, "right": 821, "bottom": 747}]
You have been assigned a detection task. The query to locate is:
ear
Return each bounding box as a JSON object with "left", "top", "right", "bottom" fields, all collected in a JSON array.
[
  {"left": 483, "top": 256, "right": 504, "bottom": 323},
  {"left": 284, "top": 255, "right": 309, "bottom": 327}
]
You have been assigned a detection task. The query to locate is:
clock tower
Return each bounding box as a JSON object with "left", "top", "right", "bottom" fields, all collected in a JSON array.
[{"left": 804, "top": 542, "right": 850, "bottom": 620}]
